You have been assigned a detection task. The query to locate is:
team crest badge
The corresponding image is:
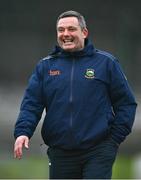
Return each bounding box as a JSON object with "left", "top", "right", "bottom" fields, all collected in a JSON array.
[{"left": 85, "top": 69, "right": 95, "bottom": 79}]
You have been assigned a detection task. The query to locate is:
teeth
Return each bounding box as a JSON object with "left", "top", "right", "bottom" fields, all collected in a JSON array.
[{"left": 63, "top": 39, "right": 73, "bottom": 43}]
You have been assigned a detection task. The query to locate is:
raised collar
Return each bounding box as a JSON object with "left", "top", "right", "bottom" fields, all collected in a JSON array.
[{"left": 49, "top": 38, "right": 95, "bottom": 58}]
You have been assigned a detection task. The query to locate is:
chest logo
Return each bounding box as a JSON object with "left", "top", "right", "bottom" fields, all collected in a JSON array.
[
  {"left": 49, "top": 70, "right": 61, "bottom": 76},
  {"left": 85, "top": 69, "right": 95, "bottom": 79}
]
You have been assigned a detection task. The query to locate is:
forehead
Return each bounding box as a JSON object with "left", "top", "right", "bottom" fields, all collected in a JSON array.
[{"left": 57, "top": 17, "right": 80, "bottom": 28}]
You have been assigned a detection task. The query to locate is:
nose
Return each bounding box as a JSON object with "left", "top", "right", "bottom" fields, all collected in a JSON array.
[{"left": 63, "top": 29, "right": 69, "bottom": 36}]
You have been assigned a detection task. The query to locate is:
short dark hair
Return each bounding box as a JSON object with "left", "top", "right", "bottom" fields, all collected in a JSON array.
[{"left": 57, "top": 10, "right": 87, "bottom": 30}]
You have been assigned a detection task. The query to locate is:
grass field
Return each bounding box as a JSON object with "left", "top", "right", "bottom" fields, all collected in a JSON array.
[
  {"left": 0, "top": 155, "right": 133, "bottom": 179},
  {"left": 0, "top": 156, "right": 48, "bottom": 179}
]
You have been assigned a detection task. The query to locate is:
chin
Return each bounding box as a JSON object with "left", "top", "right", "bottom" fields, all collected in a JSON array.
[{"left": 63, "top": 47, "right": 75, "bottom": 52}]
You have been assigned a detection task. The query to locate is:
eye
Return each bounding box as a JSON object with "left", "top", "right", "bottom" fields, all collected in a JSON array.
[
  {"left": 68, "top": 27, "right": 76, "bottom": 32},
  {"left": 57, "top": 27, "right": 64, "bottom": 33}
]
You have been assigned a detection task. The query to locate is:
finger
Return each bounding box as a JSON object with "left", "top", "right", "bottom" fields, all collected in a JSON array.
[
  {"left": 14, "top": 144, "right": 18, "bottom": 158},
  {"left": 14, "top": 142, "right": 23, "bottom": 159},
  {"left": 16, "top": 150, "right": 22, "bottom": 159},
  {"left": 14, "top": 146, "right": 22, "bottom": 159},
  {"left": 24, "top": 138, "right": 29, "bottom": 149},
  {"left": 18, "top": 144, "right": 23, "bottom": 158},
  {"left": 14, "top": 148, "right": 21, "bottom": 159}
]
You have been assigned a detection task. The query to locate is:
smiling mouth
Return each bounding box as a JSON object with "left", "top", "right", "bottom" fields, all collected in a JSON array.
[{"left": 63, "top": 39, "right": 74, "bottom": 44}]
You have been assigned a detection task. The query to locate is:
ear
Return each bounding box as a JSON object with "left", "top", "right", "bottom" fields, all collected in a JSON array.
[{"left": 82, "top": 28, "right": 88, "bottom": 38}]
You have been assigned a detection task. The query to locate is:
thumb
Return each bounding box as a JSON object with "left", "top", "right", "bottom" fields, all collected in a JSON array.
[{"left": 24, "top": 137, "right": 29, "bottom": 149}]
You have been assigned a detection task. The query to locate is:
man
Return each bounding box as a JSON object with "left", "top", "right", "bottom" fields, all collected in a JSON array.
[{"left": 14, "top": 10, "right": 137, "bottom": 179}]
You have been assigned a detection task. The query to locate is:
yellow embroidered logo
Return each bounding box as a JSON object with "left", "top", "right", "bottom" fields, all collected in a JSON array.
[{"left": 49, "top": 70, "right": 61, "bottom": 76}]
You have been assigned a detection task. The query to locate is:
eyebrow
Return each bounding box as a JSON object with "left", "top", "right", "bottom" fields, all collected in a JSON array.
[{"left": 57, "top": 25, "right": 78, "bottom": 29}]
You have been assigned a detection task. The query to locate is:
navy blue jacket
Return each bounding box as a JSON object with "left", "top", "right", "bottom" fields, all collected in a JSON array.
[{"left": 14, "top": 40, "right": 137, "bottom": 150}]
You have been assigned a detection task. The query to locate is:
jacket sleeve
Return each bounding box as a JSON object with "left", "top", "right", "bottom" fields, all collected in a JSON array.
[
  {"left": 109, "top": 59, "right": 137, "bottom": 144},
  {"left": 14, "top": 60, "right": 45, "bottom": 139}
]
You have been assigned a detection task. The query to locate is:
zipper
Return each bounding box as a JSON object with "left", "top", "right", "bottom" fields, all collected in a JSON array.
[{"left": 69, "top": 59, "right": 75, "bottom": 127}]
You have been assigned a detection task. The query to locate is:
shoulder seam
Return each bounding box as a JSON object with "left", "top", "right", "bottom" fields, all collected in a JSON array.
[
  {"left": 42, "top": 55, "right": 54, "bottom": 61},
  {"left": 96, "top": 49, "right": 116, "bottom": 61}
]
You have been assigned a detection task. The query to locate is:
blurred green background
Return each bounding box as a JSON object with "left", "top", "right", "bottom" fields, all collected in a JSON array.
[{"left": 0, "top": 0, "right": 141, "bottom": 179}]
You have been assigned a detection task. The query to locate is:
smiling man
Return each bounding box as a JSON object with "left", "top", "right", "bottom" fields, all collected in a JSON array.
[{"left": 14, "top": 10, "right": 137, "bottom": 179}]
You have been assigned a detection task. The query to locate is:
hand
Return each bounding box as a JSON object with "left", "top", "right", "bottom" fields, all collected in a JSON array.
[{"left": 14, "top": 135, "right": 29, "bottom": 159}]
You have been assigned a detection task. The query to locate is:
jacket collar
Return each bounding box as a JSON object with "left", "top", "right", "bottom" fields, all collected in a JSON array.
[{"left": 49, "top": 38, "right": 95, "bottom": 58}]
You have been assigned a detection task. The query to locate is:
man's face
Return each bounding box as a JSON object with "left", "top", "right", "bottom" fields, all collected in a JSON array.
[{"left": 57, "top": 17, "right": 88, "bottom": 52}]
